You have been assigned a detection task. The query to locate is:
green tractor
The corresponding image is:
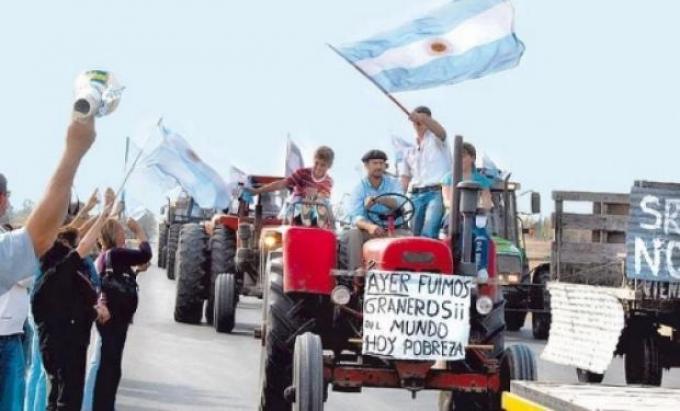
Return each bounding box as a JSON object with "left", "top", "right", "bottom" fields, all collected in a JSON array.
[{"left": 485, "top": 179, "right": 541, "bottom": 332}]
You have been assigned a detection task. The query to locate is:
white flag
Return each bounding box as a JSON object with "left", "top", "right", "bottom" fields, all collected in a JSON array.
[{"left": 285, "top": 137, "right": 305, "bottom": 177}]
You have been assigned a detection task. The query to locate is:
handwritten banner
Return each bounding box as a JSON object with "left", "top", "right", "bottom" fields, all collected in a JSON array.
[
  {"left": 626, "top": 181, "right": 680, "bottom": 283},
  {"left": 362, "top": 271, "right": 472, "bottom": 361}
]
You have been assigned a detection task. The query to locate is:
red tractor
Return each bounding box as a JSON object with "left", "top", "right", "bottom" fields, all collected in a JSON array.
[
  {"left": 173, "top": 175, "right": 288, "bottom": 330},
  {"left": 257, "top": 137, "right": 536, "bottom": 411}
]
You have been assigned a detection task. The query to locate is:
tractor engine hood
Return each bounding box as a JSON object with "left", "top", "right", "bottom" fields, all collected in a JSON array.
[{"left": 363, "top": 237, "right": 454, "bottom": 274}]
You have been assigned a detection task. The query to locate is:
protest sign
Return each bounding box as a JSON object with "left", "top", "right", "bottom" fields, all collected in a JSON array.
[
  {"left": 362, "top": 271, "right": 472, "bottom": 361},
  {"left": 626, "top": 181, "right": 680, "bottom": 283}
]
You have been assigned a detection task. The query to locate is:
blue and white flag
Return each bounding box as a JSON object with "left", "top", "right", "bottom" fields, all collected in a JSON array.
[
  {"left": 141, "top": 124, "right": 232, "bottom": 209},
  {"left": 338, "top": 0, "right": 525, "bottom": 92},
  {"left": 285, "top": 137, "right": 305, "bottom": 177}
]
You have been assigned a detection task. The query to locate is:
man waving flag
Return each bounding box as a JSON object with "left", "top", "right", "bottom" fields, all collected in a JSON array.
[{"left": 336, "top": 0, "right": 525, "bottom": 93}]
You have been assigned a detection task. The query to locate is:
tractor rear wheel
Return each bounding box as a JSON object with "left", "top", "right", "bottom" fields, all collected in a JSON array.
[
  {"left": 576, "top": 368, "right": 604, "bottom": 383},
  {"left": 292, "top": 333, "right": 324, "bottom": 411},
  {"left": 260, "top": 257, "right": 316, "bottom": 411},
  {"left": 531, "top": 267, "right": 551, "bottom": 340},
  {"left": 174, "top": 223, "right": 209, "bottom": 324},
  {"left": 214, "top": 273, "right": 237, "bottom": 333},
  {"left": 504, "top": 311, "right": 527, "bottom": 331},
  {"left": 625, "top": 333, "right": 662, "bottom": 386},
  {"left": 206, "top": 226, "right": 237, "bottom": 325},
  {"left": 157, "top": 223, "right": 168, "bottom": 268},
  {"left": 166, "top": 224, "right": 182, "bottom": 280}
]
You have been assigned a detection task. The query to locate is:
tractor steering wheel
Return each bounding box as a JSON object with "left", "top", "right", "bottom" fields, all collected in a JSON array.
[{"left": 365, "top": 193, "right": 415, "bottom": 228}]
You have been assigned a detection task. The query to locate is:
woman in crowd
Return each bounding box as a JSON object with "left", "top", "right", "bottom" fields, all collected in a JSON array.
[
  {"left": 93, "top": 217, "right": 151, "bottom": 411},
  {"left": 31, "top": 193, "right": 113, "bottom": 411}
]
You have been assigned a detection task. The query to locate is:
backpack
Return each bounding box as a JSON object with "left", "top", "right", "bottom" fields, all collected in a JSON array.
[{"left": 100, "top": 251, "right": 139, "bottom": 323}]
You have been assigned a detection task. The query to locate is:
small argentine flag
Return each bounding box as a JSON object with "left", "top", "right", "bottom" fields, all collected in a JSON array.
[{"left": 338, "top": 0, "right": 525, "bottom": 93}]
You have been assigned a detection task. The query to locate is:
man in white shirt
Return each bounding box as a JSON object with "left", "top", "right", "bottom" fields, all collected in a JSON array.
[
  {"left": 0, "top": 118, "right": 96, "bottom": 411},
  {"left": 400, "top": 106, "right": 451, "bottom": 238}
]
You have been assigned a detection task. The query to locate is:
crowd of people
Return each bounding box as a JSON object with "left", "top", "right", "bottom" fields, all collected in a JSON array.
[
  {"left": 0, "top": 118, "right": 152, "bottom": 411},
  {"left": 0, "top": 105, "right": 488, "bottom": 410}
]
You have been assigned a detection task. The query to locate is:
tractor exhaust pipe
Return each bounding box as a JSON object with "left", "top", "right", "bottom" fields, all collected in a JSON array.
[{"left": 449, "top": 135, "right": 463, "bottom": 269}]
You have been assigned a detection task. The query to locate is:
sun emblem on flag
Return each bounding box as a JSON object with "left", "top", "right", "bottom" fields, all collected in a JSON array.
[
  {"left": 186, "top": 149, "right": 201, "bottom": 162},
  {"left": 427, "top": 39, "right": 453, "bottom": 56}
]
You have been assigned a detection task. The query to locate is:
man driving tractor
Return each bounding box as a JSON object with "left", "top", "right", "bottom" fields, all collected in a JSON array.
[{"left": 341, "top": 149, "right": 411, "bottom": 270}]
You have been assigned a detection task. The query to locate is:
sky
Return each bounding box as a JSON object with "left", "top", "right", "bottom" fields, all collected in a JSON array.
[{"left": 1, "top": 0, "right": 679, "bottom": 216}]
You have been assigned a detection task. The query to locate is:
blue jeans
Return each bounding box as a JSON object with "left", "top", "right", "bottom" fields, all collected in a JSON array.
[
  {"left": 0, "top": 334, "right": 26, "bottom": 411},
  {"left": 411, "top": 190, "right": 444, "bottom": 239},
  {"left": 24, "top": 315, "right": 47, "bottom": 411},
  {"left": 81, "top": 329, "right": 101, "bottom": 411}
]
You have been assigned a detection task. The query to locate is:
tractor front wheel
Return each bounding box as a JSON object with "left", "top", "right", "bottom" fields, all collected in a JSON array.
[
  {"left": 214, "top": 273, "right": 237, "bottom": 333},
  {"left": 206, "top": 226, "right": 237, "bottom": 325},
  {"left": 260, "top": 257, "right": 317, "bottom": 411},
  {"left": 292, "top": 333, "right": 324, "bottom": 411},
  {"left": 157, "top": 223, "right": 168, "bottom": 268}
]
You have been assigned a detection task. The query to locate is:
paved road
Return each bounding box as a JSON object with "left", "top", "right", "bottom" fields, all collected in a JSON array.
[{"left": 116, "top": 265, "right": 680, "bottom": 411}]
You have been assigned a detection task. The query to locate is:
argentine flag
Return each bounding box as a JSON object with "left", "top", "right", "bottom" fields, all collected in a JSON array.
[
  {"left": 141, "top": 124, "right": 232, "bottom": 210},
  {"left": 338, "top": 0, "right": 525, "bottom": 92}
]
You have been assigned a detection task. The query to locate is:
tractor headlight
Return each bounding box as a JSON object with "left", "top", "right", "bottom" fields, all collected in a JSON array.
[
  {"left": 506, "top": 273, "right": 520, "bottom": 284},
  {"left": 263, "top": 233, "right": 280, "bottom": 249},
  {"left": 476, "top": 296, "right": 493, "bottom": 315},
  {"left": 331, "top": 285, "right": 351, "bottom": 306}
]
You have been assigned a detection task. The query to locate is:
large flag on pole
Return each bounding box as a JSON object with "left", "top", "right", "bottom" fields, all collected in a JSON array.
[
  {"left": 141, "top": 123, "right": 232, "bottom": 209},
  {"left": 337, "top": 0, "right": 525, "bottom": 93},
  {"left": 285, "top": 136, "right": 305, "bottom": 177}
]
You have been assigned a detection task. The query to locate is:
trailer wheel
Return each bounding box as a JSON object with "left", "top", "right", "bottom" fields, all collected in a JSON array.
[
  {"left": 260, "top": 257, "right": 316, "bottom": 411},
  {"left": 214, "top": 273, "right": 237, "bottom": 333},
  {"left": 576, "top": 368, "right": 604, "bottom": 383},
  {"left": 531, "top": 267, "right": 551, "bottom": 340},
  {"left": 166, "top": 223, "right": 182, "bottom": 280},
  {"left": 504, "top": 311, "right": 527, "bottom": 331},
  {"left": 292, "top": 333, "right": 324, "bottom": 411},
  {"left": 625, "top": 333, "right": 662, "bottom": 386},
  {"left": 174, "top": 224, "right": 208, "bottom": 324}
]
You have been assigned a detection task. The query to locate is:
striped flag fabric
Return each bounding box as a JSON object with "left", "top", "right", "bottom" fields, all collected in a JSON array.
[
  {"left": 141, "top": 124, "right": 232, "bottom": 209},
  {"left": 337, "top": 0, "right": 525, "bottom": 92}
]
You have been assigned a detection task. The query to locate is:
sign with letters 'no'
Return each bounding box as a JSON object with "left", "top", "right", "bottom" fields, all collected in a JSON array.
[
  {"left": 626, "top": 181, "right": 680, "bottom": 283},
  {"left": 362, "top": 271, "right": 472, "bottom": 361}
]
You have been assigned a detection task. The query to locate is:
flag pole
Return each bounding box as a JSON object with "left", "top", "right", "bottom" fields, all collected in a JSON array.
[{"left": 327, "top": 43, "right": 411, "bottom": 117}]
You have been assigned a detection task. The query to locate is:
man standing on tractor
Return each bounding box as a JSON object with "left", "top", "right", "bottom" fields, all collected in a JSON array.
[
  {"left": 341, "top": 149, "right": 406, "bottom": 270},
  {"left": 399, "top": 106, "right": 451, "bottom": 239}
]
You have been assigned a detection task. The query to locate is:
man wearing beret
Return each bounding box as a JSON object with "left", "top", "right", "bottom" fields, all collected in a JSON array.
[{"left": 341, "top": 150, "right": 404, "bottom": 269}]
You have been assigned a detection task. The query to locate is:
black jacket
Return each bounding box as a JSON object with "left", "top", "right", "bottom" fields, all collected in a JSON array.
[{"left": 32, "top": 242, "right": 98, "bottom": 346}]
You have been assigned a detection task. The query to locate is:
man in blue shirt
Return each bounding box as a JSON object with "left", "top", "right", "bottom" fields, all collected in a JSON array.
[
  {"left": 341, "top": 150, "right": 404, "bottom": 270},
  {"left": 347, "top": 150, "right": 404, "bottom": 237},
  {"left": 0, "top": 118, "right": 96, "bottom": 411}
]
